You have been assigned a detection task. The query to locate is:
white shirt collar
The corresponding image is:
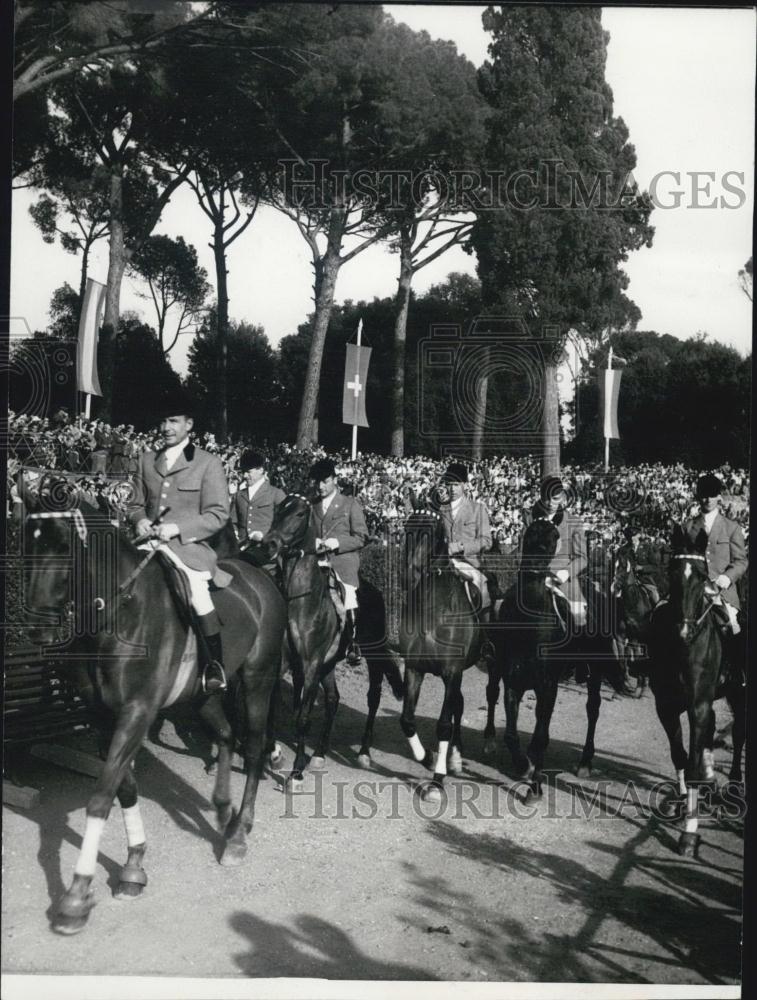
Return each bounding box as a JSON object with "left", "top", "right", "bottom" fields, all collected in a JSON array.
[
  {"left": 451, "top": 495, "right": 465, "bottom": 516},
  {"left": 703, "top": 508, "right": 719, "bottom": 533},
  {"left": 321, "top": 490, "right": 338, "bottom": 513},
  {"left": 247, "top": 476, "right": 266, "bottom": 499},
  {"left": 164, "top": 440, "right": 187, "bottom": 471}
]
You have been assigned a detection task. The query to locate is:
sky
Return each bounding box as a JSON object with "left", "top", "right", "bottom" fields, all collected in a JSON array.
[{"left": 9, "top": 5, "right": 755, "bottom": 380}]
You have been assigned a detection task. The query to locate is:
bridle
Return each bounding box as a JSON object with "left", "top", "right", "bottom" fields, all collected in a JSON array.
[
  {"left": 670, "top": 553, "right": 718, "bottom": 638},
  {"left": 266, "top": 494, "right": 324, "bottom": 600}
]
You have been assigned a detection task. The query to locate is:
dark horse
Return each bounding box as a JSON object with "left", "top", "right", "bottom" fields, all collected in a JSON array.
[
  {"left": 399, "top": 503, "right": 483, "bottom": 800},
  {"left": 258, "top": 494, "right": 403, "bottom": 787},
  {"left": 22, "top": 483, "right": 286, "bottom": 934},
  {"left": 611, "top": 543, "right": 661, "bottom": 698},
  {"left": 649, "top": 524, "right": 746, "bottom": 856},
  {"left": 489, "top": 517, "right": 567, "bottom": 797},
  {"left": 485, "top": 525, "right": 629, "bottom": 782}
]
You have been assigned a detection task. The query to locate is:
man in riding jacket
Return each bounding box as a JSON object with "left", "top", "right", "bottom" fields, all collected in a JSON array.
[
  {"left": 309, "top": 457, "right": 368, "bottom": 666},
  {"left": 682, "top": 473, "right": 747, "bottom": 680},
  {"left": 231, "top": 450, "right": 286, "bottom": 546},
  {"left": 529, "top": 476, "right": 588, "bottom": 614},
  {"left": 439, "top": 462, "right": 495, "bottom": 650},
  {"left": 127, "top": 389, "right": 231, "bottom": 694},
  {"left": 618, "top": 518, "right": 661, "bottom": 606}
]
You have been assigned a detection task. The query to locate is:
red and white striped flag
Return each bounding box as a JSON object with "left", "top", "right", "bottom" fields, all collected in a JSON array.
[{"left": 76, "top": 277, "right": 106, "bottom": 396}]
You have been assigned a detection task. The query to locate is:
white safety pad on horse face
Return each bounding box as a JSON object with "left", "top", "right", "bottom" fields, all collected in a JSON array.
[
  {"left": 162, "top": 629, "right": 198, "bottom": 708},
  {"left": 569, "top": 600, "right": 587, "bottom": 627}
]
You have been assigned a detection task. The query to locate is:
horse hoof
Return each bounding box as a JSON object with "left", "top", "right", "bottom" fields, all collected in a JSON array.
[
  {"left": 310, "top": 755, "right": 326, "bottom": 770},
  {"left": 286, "top": 775, "right": 304, "bottom": 792},
  {"left": 634, "top": 686, "right": 645, "bottom": 699},
  {"left": 220, "top": 842, "right": 248, "bottom": 867},
  {"left": 576, "top": 764, "right": 592, "bottom": 780},
  {"left": 677, "top": 832, "right": 700, "bottom": 857},
  {"left": 52, "top": 913, "right": 90, "bottom": 935},
  {"left": 268, "top": 744, "right": 283, "bottom": 767},
  {"left": 482, "top": 738, "right": 496, "bottom": 756},
  {"left": 448, "top": 749, "right": 463, "bottom": 776},
  {"left": 357, "top": 753, "right": 372, "bottom": 770},
  {"left": 114, "top": 881, "right": 145, "bottom": 901},
  {"left": 420, "top": 782, "right": 444, "bottom": 804}
]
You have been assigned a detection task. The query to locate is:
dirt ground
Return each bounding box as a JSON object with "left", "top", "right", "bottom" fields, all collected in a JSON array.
[{"left": 2, "top": 664, "right": 744, "bottom": 987}]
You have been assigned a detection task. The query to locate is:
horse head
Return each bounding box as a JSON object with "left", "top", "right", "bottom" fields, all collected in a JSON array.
[
  {"left": 21, "top": 474, "right": 93, "bottom": 645},
  {"left": 262, "top": 493, "right": 314, "bottom": 565},
  {"left": 668, "top": 522, "right": 717, "bottom": 641},
  {"left": 403, "top": 494, "right": 447, "bottom": 589},
  {"left": 521, "top": 518, "right": 561, "bottom": 571}
]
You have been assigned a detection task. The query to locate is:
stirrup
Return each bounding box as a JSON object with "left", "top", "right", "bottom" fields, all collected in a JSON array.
[
  {"left": 346, "top": 641, "right": 362, "bottom": 666},
  {"left": 480, "top": 637, "right": 496, "bottom": 661},
  {"left": 201, "top": 660, "right": 227, "bottom": 694}
]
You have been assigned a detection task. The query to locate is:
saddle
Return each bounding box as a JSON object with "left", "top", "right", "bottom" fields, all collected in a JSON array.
[
  {"left": 315, "top": 553, "right": 347, "bottom": 633},
  {"left": 155, "top": 553, "right": 223, "bottom": 667}
]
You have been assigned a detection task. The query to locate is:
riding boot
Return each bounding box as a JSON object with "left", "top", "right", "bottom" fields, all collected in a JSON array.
[
  {"left": 479, "top": 605, "right": 497, "bottom": 662},
  {"left": 722, "top": 623, "right": 746, "bottom": 688},
  {"left": 345, "top": 609, "right": 362, "bottom": 666},
  {"left": 202, "top": 632, "right": 228, "bottom": 694}
]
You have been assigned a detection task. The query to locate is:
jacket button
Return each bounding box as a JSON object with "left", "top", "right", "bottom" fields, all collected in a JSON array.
[{"left": 164, "top": 481, "right": 170, "bottom": 487}]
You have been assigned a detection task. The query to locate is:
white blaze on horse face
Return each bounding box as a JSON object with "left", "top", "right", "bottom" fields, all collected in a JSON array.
[
  {"left": 408, "top": 732, "right": 425, "bottom": 762},
  {"left": 74, "top": 815, "right": 107, "bottom": 877},
  {"left": 122, "top": 804, "right": 146, "bottom": 848},
  {"left": 683, "top": 562, "right": 692, "bottom": 579},
  {"left": 677, "top": 769, "right": 687, "bottom": 796},
  {"left": 703, "top": 748, "right": 715, "bottom": 781}
]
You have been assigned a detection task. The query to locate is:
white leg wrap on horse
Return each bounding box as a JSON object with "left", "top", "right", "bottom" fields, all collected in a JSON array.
[
  {"left": 684, "top": 787, "right": 699, "bottom": 834},
  {"left": 408, "top": 733, "right": 425, "bottom": 762},
  {"left": 74, "top": 816, "right": 107, "bottom": 877},
  {"left": 703, "top": 748, "right": 715, "bottom": 780},
  {"left": 436, "top": 741, "right": 449, "bottom": 777},
  {"left": 122, "top": 804, "right": 146, "bottom": 848},
  {"left": 677, "top": 770, "right": 687, "bottom": 796}
]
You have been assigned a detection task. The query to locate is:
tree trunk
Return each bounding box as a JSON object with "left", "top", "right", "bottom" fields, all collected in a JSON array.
[
  {"left": 295, "top": 211, "right": 346, "bottom": 450},
  {"left": 471, "top": 345, "right": 489, "bottom": 460},
  {"left": 390, "top": 236, "right": 414, "bottom": 458},
  {"left": 100, "top": 166, "right": 128, "bottom": 423},
  {"left": 540, "top": 353, "right": 561, "bottom": 478},
  {"left": 212, "top": 226, "right": 229, "bottom": 442}
]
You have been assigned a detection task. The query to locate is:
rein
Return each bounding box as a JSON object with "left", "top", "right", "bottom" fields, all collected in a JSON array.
[{"left": 669, "top": 553, "right": 718, "bottom": 640}]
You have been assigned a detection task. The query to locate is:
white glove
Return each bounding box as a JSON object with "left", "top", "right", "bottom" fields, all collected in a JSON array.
[
  {"left": 323, "top": 537, "right": 339, "bottom": 551},
  {"left": 250, "top": 530, "right": 264, "bottom": 542},
  {"left": 155, "top": 522, "right": 180, "bottom": 542},
  {"left": 136, "top": 518, "right": 153, "bottom": 538},
  {"left": 555, "top": 569, "right": 570, "bottom": 584},
  {"left": 715, "top": 574, "right": 731, "bottom": 590}
]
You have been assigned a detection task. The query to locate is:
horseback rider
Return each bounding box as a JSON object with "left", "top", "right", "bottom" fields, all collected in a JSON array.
[
  {"left": 618, "top": 517, "right": 661, "bottom": 606},
  {"left": 529, "top": 475, "right": 588, "bottom": 624},
  {"left": 682, "top": 473, "right": 747, "bottom": 681},
  {"left": 232, "top": 449, "right": 286, "bottom": 547},
  {"left": 438, "top": 462, "right": 496, "bottom": 650},
  {"left": 127, "top": 388, "right": 232, "bottom": 694},
  {"left": 309, "top": 457, "right": 368, "bottom": 667}
]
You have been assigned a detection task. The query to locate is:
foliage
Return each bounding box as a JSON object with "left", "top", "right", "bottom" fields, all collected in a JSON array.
[
  {"left": 128, "top": 234, "right": 210, "bottom": 354},
  {"left": 566, "top": 330, "right": 751, "bottom": 467}
]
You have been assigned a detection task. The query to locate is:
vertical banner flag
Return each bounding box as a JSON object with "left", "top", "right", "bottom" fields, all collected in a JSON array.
[
  {"left": 76, "top": 277, "right": 106, "bottom": 396},
  {"left": 342, "top": 342, "right": 372, "bottom": 428},
  {"left": 599, "top": 365, "right": 622, "bottom": 438}
]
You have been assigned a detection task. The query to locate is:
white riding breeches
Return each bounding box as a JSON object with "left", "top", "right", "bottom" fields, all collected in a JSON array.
[
  {"left": 450, "top": 559, "right": 491, "bottom": 609},
  {"left": 336, "top": 575, "right": 358, "bottom": 612},
  {"left": 140, "top": 540, "right": 214, "bottom": 616}
]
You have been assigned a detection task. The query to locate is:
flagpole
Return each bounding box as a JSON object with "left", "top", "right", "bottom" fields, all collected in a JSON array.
[
  {"left": 84, "top": 393, "right": 91, "bottom": 420},
  {"left": 604, "top": 345, "right": 612, "bottom": 472},
  {"left": 351, "top": 319, "right": 362, "bottom": 460}
]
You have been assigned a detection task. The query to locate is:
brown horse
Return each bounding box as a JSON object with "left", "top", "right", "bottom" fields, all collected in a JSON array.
[
  {"left": 21, "top": 480, "right": 286, "bottom": 934},
  {"left": 649, "top": 524, "right": 746, "bottom": 856},
  {"left": 257, "top": 494, "right": 403, "bottom": 787}
]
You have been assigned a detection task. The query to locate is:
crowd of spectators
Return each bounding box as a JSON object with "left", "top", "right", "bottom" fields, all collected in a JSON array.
[{"left": 8, "top": 410, "right": 750, "bottom": 550}]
